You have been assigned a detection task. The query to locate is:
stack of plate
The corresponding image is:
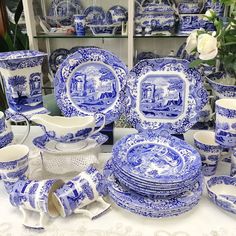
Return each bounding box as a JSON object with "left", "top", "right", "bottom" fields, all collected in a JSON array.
[{"left": 104, "top": 131, "right": 203, "bottom": 218}]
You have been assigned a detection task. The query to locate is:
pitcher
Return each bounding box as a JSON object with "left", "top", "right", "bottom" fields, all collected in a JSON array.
[{"left": 0, "top": 111, "right": 30, "bottom": 149}]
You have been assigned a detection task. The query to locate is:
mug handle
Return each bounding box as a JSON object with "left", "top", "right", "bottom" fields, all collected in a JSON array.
[
  {"left": 74, "top": 197, "right": 111, "bottom": 220},
  {"left": 90, "top": 113, "right": 106, "bottom": 136},
  {"left": 7, "top": 113, "right": 30, "bottom": 144},
  {"left": 19, "top": 206, "right": 46, "bottom": 229}
]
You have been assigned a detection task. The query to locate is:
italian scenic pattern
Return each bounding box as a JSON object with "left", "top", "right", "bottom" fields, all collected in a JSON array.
[
  {"left": 112, "top": 132, "right": 201, "bottom": 183},
  {"left": 125, "top": 58, "right": 208, "bottom": 133},
  {"left": 54, "top": 48, "right": 128, "bottom": 126}
]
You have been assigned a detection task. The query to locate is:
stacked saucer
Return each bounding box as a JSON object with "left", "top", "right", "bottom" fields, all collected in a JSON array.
[{"left": 104, "top": 132, "right": 203, "bottom": 218}]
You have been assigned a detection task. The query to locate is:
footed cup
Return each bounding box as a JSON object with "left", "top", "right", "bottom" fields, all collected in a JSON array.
[{"left": 52, "top": 165, "right": 109, "bottom": 218}]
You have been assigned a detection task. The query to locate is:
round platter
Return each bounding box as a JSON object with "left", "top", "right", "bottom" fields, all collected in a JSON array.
[
  {"left": 124, "top": 58, "right": 208, "bottom": 133},
  {"left": 54, "top": 48, "right": 128, "bottom": 126},
  {"left": 104, "top": 160, "right": 203, "bottom": 218},
  {"left": 84, "top": 6, "right": 106, "bottom": 25},
  {"left": 112, "top": 132, "right": 202, "bottom": 184}
]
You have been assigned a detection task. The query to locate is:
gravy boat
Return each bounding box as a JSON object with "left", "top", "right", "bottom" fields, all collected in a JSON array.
[{"left": 30, "top": 113, "right": 106, "bottom": 150}]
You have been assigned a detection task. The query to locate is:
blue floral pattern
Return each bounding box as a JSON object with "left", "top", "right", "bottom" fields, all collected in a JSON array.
[{"left": 0, "top": 131, "right": 13, "bottom": 148}]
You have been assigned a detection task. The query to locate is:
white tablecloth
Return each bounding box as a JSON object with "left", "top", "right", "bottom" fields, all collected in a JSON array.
[{"left": 0, "top": 126, "right": 235, "bottom": 236}]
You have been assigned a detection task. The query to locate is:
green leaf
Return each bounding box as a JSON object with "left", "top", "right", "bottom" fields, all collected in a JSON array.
[
  {"left": 14, "top": 0, "right": 23, "bottom": 24},
  {"left": 0, "top": 37, "right": 10, "bottom": 52},
  {"left": 189, "top": 59, "right": 204, "bottom": 68},
  {"left": 3, "top": 33, "right": 15, "bottom": 51}
]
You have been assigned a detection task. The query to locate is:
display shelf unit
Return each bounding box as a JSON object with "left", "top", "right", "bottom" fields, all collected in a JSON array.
[{"left": 22, "top": 0, "right": 189, "bottom": 71}]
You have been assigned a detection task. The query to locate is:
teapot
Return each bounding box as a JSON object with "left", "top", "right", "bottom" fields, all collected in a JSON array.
[{"left": 0, "top": 111, "right": 30, "bottom": 149}]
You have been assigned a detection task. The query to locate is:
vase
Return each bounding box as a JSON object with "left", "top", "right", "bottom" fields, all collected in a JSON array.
[{"left": 0, "top": 50, "right": 49, "bottom": 121}]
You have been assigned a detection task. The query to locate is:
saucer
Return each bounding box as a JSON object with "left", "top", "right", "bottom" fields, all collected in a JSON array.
[{"left": 32, "top": 132, "right": 108, "bottom": 154}]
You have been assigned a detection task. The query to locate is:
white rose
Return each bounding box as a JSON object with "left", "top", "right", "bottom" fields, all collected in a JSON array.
[
  {"left": 197, "top": 33, "right": 218, "bottom": 60},
  {"left": 185, "top": 30, "right": 198, "bottom": 54},
  {"left": 204, "top": 9, "right": 216, "bottom": 20}
]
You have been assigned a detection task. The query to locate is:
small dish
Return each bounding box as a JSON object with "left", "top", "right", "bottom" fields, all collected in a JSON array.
[
  {"left": 207, "top": 176, "right": 236, "bottom": 214},
  {"left": 84, "top": 6, "right": 106, "bottom": 25},
  {"left": 88, "top": 24, "right": 119, "bottom": 36}
]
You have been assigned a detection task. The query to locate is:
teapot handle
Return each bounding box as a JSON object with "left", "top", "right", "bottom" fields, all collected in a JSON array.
[
  {"left": 91, "top": 113, "right": 106, "bottom": 136},
  {"left": 7, "top": 113, "right": 30, "bottom": 144}
]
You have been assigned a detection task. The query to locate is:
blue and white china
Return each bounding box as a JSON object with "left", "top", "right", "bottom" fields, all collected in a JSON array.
[
  {"left": 0, "top": 111, "right": 30, "bottom": 149},
  {"left": 135, "top": 13, "right": 176, "bottom": 33},
  {"left": 112, "top": 164, "right": 202, "bottom": 197},
  {"left": 106, "top": 5, "right": 128, "bottom": 25},
  {"left": 0, "top": 50, "right": 49, "bottom": 121},
  {"left": 30, "top": 113, "right": 106, "bottom": 149},
  {"left": 9, "top": 178, "right": 64, "bottom": 229},
  {"left": 125, "top": 58, "right": 208, "bottom": 133},
  {"left": 198, "top": 102, "right": 213, "bottom": 123},
  {"left": 88, "top": 24, "right": 119, "bottom": 36},
  {"left": 136, "top": 51, "right": 159, "bottom": 62},
  {"left": 178, "top": 14, "right": 215, "bottom": 34},
  {"left": 204, "top": 0, "right": 225, "bottom": 17},
  {"left": 112, "top": 131, "right": 202, "bottom": 184},
  {"left": 49, "top": 48, "right": 69, "bottom": 74},
  {"left": 178, "top": 1, "right": 203, "bottom": 14},
  {"left": 207, "top": 72, "right": 236, "bottom": 98},
  {"left": 207, "top": 176, "right": 236, "bottom": 214},
  {"left": 52, "top": 166, "right": 109, "bottom": 217},
  {"left": 74, "top": 14, "right": 86, "bottom": 36},
  {"left": 135, "top": 24, "right": 143, "bottom": 36},
  {"left": 230, "top": 148, "right": 236, "bottom": 177},
  {"left": 54, "top": 48, "right": 128, "bottom": 126},
  {"left": 194, "top": 131, "right": 221, "bottom": 176},
  {"left": 69, "top": 46, "right": 99, "bottom": 54},
  {"left": 215, "top": 99, "right": 236, "bottom": 148},
  {"left": 32, "top": 132, "right": 108, "bottom": 154},
  {"left": 48, "top": 0, "right": 83, "bottom": 26},
  {"left": 84, "top": 6, "right": 106, "bottom": 25},
  {"left": 104, "top": 160, "right": 203, "bottom": 218},
  {"left": 0, "top": 144, "right": 29, "bottom": 193}
]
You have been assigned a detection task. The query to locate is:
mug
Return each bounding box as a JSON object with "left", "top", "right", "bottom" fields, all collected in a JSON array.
[
  {"left": 0, "top": 111, "right": 30, "bottom": 148},
  {"left": 74, "top": 14, "right": 86, "bottom": 36},
  {"left": 9, "top": 178, "right": 64, "bottom": 229},
  {"left": 52, "top": 166, "right": 109, "bottom": 218},
  {"left": 194, "top": 131, "right": 221, "bottom": 176},
  {"left": 215, "top": 98, "right": 236, "bottom": 148},
  {"left": 0, "top": 144, "right": 29, "bottom": 193}
]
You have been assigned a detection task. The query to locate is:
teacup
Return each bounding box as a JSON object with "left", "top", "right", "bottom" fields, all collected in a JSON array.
[
  {"left": 9, "top": 178, "right": 64, "bottom": 229},
  {"left": 31, "top": 113, "right": 106, "bottom": 150},
  {"left": 215, "top": 98, "right": 236, "bottom": 148},
  {"left": 0, "top": 144, "right": 29, "bottom": 193},
  {"left": 194, "top": 131, "right": 221, "bottom": 176},
  {"left": 0, "top": 111, "right": 30, "bottom": 148},
  {"left": 52, "top": 166, "right": 109, "bottom": 218},
  {"left": 230, "top": 147, "right": 236, "bottom": 177}
]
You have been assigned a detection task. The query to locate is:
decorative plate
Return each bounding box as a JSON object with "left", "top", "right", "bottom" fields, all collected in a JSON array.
[
  {"left": 104, "top": 160, "right": 203, "bottom": 218},
  {"left": 84, "top": 6, "right": 106, "bottom": 25},
  {"left": 32, "top": 132, "right": 108, "bottom": 154},
  {"left": 124, "top": 58, "right": 208, "bottom": 133},
  {"left": 54, "top": 48, "right": 128, "bottom": 126},
  {"left": 49, "top": 48, "right": 69, "bottom": 74},
  {"left": 106, "top": 5, "right": 128, "bottom": 24},
  {"left": 112, "top": 132, "right": 202, "bottom": 184},
  {"left": 48, "top": 0, "right": 83, "bottom": 26}
]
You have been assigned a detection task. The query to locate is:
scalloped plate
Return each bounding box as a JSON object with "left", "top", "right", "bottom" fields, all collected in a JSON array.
[{"left": 124, "top": 58, "right": 208, "bottom": 133}]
